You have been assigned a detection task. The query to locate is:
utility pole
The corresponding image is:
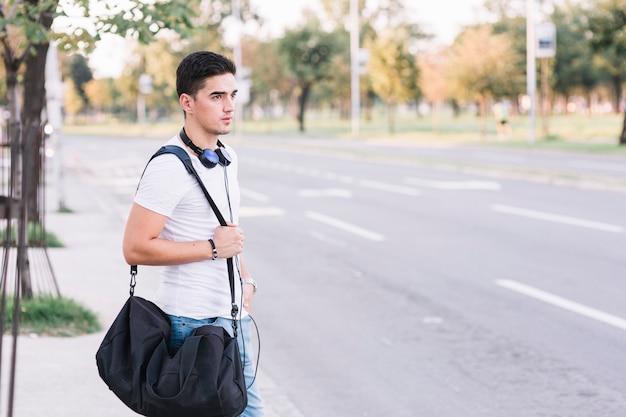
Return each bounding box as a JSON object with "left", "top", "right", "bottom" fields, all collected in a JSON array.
[
  {"left": 350, "top": 0, "right": 360, "bottom": 137},
  {"left": 232, "top": 0, "right": 243, "bottom": 139},
  {"left": 526, "top": 0, "right": 536, "bottom": 145}
]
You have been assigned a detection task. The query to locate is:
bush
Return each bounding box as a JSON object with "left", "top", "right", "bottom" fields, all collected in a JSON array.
[{"left": 3, "top": 296, "right": 101, "bottom": 337}]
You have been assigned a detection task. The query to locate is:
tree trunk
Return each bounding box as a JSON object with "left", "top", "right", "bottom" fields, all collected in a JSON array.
[
  {"left": 612, "top": 74, "right": 623, "bottom": 115},
  {"left": 364, "top": 93, "right": 371, "bottom": 122},
  {"left": 22, "top": 42, "right": 50, "bottom": 231},
  {"left": 2, "top": 58, "right": 34, "bottom": 299},
  {"left": 387, "top": 99, "right": 396, "bottom": 134},
  {"left": 297, "top": 83, "right": 310, "bottom": 132},
  {"left": 478, "top": 97, "right": 487, "bottom": 139},
  {"left": 619, "top": 109, "right": 626, "bottom": 145}
]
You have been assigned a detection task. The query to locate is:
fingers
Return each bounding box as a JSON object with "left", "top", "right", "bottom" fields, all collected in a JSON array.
[
  {"left": 212, "top": 225, "right": 244, "bottom": 258},
  {"left": 242, "top": 286, "right": 254, "bottom": 312}
]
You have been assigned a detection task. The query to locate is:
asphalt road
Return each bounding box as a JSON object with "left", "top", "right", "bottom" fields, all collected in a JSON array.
[{"left": 56, "top": 133, "right": 626, "bottom": 417}]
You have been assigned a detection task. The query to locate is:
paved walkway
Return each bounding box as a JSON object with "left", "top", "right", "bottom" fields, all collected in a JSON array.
[{"left": 0, "top": 165, "right": 291, "bottom": 416}]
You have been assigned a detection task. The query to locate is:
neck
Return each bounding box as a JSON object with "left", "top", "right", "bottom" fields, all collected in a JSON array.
[{"left": 180, "top": 128, "right": 223, "bottom": 153}]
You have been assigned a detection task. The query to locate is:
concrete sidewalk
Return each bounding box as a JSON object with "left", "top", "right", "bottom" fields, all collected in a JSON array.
[{"left": 0, "top": 167, "right": 291, "bottom": 416}]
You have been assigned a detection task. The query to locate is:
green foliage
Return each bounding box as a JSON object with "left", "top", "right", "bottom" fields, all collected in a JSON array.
[
  {"left": 278, "top": 21, "right": 348, "bottom": 130},
  {"left": 551, "top": 3, "right": 606, "bottom": 97},
  {"left": 93, "top": 1, "right": 194, "bottom": 44},
  {"left": 0, "top": 223, "right": 64, "bottom": 248},
  {"left": 4, "top": 295, "right": 101, "bottom": 337},
  {"left": 278, "top": 23, "right": 339, "bottom": 86},
  {"left": 68, "top": 54, "right": 93, "bottom": 108},
  {"left": 587, "top": 0, "right": 626, "bottom": 54},
  {"left": 366, "top": 27, "right": 419, "bottom": 104},
  {"left": 446, "top": 25, "right": 524, "bottom": 103}
]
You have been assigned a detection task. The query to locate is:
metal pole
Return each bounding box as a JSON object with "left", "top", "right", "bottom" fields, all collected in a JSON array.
[
  {"left": 526, "top": 0, "right": 536, "bottom": 145},
  {"left": 350, "top": 0, "right": 360, "bottom": 137},
  {"left": 232, "top": 0, "right": 243, "bottom": 139}
]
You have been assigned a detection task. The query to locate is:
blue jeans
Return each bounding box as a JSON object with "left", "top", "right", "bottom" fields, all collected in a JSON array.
[{"left": 168, "top": 314, "right": 264, "bottom": 417}]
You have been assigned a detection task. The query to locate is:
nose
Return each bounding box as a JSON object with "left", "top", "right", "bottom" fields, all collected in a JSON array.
[{"left": 224, "top": 95, "right": 235, "bottom": 113}]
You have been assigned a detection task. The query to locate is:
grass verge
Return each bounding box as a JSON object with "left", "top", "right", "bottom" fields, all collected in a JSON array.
[
  {"left": 3, "top": 295, "right": 101, "bottom": 337},
  {"left": 0, "top": 223, "right": 64, "bottom": 248},
  {"left": 62, "top": 112, "right": 626, "bottom": 155}
]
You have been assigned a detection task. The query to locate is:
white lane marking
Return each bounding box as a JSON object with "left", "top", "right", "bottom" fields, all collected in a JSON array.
[
  {"left": 569, "top": 160, "right": 626, "bottom": 173},
  {"left": 358, "top": 180, "right": 421, "bottom": 196},
  {"left": 247, "top": 158, "right": 418, "bottom": 196},
  {"left": 298, "top": 188, "right": 352, "bottom": 198},
  {"left": 239, "top": 206, "right": 284, "bottom": 217},
  {"left": 308, "top": 230, "right": 347, "bottom": 247},
  {"left": 240, "top": 188, "right": 271, "bottom": 203},
  {"left": 491, "top": 204, "right": 624, "bottom": 233},
  {"left": 472, "top": 152, "right": 525, "bottom": 163},
  {"left": 305, "top": 211, "right": 385, "bottom": 241},
  {"left": 406, "top": 177, "right": 501, "bottom": 190},
  {"left": 496, "top": 280, "right": 626, "bottom": 331}
]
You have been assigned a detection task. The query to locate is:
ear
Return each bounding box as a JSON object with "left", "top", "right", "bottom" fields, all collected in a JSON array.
[{"left": 179, "top": 93, "right": 193, "bottom": 114}]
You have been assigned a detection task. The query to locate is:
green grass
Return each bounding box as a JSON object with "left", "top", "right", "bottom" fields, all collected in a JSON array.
[
  {"left": 62, "top": 111, "right": 626, "bottom": 155},
  {"left": 3, "top": 295, "right": 101, "bottom": 337},
  {"left": 0, "top": 223, "right": 64, "bottom": 247}
]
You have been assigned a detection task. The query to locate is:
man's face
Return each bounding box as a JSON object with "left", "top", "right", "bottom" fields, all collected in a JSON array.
[{"left": 184, "top": 73, "right": 237, "bottom": 137}]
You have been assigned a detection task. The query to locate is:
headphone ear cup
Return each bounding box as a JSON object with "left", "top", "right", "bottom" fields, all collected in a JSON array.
[
  {"left": 199, "top": 149, "right": 219, "bottom": 169},
  {"left": 216, "top": 148, "right": 232, "bottom": 166}
]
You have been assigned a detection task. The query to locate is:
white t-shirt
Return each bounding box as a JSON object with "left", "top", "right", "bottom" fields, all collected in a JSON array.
[{"left": 134, "top": 135, "right": 244, "bottom": 320}]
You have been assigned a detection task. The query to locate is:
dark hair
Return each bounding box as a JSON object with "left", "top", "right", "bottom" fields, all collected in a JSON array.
[{"left": 176, "top": 51, "right": 237, "bottom": 98}]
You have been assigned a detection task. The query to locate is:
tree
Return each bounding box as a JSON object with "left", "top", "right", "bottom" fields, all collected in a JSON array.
[
  {"left": 445, "top": 25, "right": 524, "bottom": 136},
  {"left": 278, "top": 19, "right": 341, "bottom": 132},
  {"left": 365, "top": 27, "right": 419, "bottom": 133},
  {"left": 587, "top": 0, "right": 626, "bottom": 144},
  {"left": 84, "top": 78, "right": 115, "bottom": 113},
  {"left": 68, "top": 54, "right": 93, "bottom": 110},
  {"left": 247, "top": 38, "right": 292, "bottom": 121},
  {"left": 551, "top": 3, "right": 605, "bottom": 108},
  {"left": 63, "top": 79, "right": 84, "bottom": 119},
  {"left": 418, "top": 49, "right": 449, "bottom": 133}
]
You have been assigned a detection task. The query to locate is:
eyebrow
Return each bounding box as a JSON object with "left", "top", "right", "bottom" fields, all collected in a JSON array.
[{"left": 210, "top": 89, "right": 238, "bottom": 96}]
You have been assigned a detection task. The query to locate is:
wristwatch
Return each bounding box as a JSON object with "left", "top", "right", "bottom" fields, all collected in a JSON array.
[
  {"left": 208, "top": 239, "right": 218, "bottom": 260},
  {"left": 241, "top": 278, "right": 257, "bottom": 293}
]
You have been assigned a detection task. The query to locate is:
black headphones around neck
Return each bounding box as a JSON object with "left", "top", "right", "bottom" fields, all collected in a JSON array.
[{"left": 179, "top": 128, "right": 232, "bottom": 169}]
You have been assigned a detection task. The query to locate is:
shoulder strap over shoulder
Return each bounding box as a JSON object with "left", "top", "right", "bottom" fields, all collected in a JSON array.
[
  {"left": 147, "top": 145, "right": 227, "bottom": 227},
  {"left": 149, "top": 145, "right": 195, "bottom": 175}
]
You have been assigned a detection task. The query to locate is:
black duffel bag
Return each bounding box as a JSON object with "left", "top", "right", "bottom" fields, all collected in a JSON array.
[{"left": 95, "top": 273, "right": 247, "bottom": 417}]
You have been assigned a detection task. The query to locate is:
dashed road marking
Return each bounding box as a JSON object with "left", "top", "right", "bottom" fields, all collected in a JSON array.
[
  {"left": 496, "top": 279, "right": 626, "bottom": 331},
  {"left": 491, "top": 204, "right": 624, "bottom": 233},
  {"left": 305, "top": 211, "right": 385, "bottom": 242},
  {"left": 406, "top": 177, "right": 501, "bottom": 190}
]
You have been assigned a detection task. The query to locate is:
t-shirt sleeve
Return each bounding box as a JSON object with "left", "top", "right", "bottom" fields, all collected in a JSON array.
[{"left": 134, "top": 154, "right": 191, "bottom": 216}]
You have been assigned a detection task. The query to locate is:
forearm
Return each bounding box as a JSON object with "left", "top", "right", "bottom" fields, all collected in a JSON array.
[
  {"left": 123, "top": 203, "right": 214, "bottom": 266},
  {"left": 123, "top": 203, "right": 244, "bottom": 266},
  {"left": 123, "top": 237, "right": 213, "bottom": 266},
  {"left": 239, "top": 256, "right": 251, "bottom": 279}
]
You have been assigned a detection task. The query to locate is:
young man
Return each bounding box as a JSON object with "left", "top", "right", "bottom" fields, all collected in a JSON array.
[{"left": 123, "top": 51, "right": 264, "bottom": 417}]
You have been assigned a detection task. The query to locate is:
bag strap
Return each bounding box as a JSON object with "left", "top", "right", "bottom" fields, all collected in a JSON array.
[
  {"left": 149, "top": 146, "right": 228, "bottom": 225},
  {"left": 131, "top": 145, "right": 240, "bottom": 336}
]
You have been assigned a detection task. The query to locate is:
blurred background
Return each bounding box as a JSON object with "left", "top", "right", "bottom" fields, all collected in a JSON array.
[
  {"left": 35, "top": 0, "right": 626, "bottom": 147},
  {"left": 0, "top": 0, "right": 625, "bottom": 416}
]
